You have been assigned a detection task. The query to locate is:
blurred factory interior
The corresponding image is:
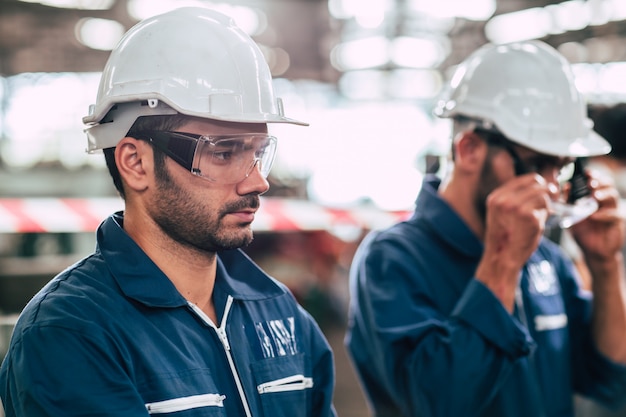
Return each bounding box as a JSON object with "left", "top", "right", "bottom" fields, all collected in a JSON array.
[{"left": 2, "top": 0, "right": 626, "bottom": 416}]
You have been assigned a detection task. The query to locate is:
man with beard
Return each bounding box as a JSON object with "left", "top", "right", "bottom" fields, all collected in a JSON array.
[
  {"left": 345, "top": 40, "right": 626, "bottom": 416},
  {"left": 0, "top": 8, "right": 336, "bottom": 417}
]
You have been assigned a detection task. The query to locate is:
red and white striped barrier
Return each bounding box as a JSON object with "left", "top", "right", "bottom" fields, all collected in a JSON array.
[{"left": 0, "top": 198, "right": 412, "bottom": 234}]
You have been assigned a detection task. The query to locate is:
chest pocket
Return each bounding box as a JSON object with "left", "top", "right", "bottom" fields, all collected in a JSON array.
[
  {"left": 251, "top": 353, "right": 312, "bottom": 417},
  {"left": 140, "top": 368, "right": 227, "bottom": 416}
]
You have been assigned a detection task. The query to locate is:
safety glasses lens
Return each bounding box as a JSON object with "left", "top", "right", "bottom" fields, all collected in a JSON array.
[{"left": 193, "top": 135, "right": 277, "bottom": 184}]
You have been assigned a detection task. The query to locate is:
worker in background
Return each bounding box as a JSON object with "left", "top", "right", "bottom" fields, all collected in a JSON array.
[
  {"left": 0, "top": 8, "right": 336, "bottom": 417},
  {"left": 346, "top": 40, "right": 626, "bottom": 416}
]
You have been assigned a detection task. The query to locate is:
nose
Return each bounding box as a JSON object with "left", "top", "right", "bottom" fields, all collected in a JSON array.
[{"left": 237, "top": 159, "right": 270, "bottom": 195}]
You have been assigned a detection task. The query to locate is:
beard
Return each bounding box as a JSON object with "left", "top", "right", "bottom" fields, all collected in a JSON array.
[
  {"left": 148, "top": 160, "right": 259, "bottom": 252},
  {"left": 475, "top": 153, "right": 501, "bottom": 222}
]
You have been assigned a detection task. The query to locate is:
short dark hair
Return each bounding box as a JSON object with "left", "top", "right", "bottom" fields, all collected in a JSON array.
[{"left": 103, "top": 113, "right": 190, "bottom": 199}]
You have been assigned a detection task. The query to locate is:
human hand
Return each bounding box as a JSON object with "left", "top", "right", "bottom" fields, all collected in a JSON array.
[
  {"left": 483, "top": 173, "right": 553, "bottom": 268},
  {"left": 570, "top": 169, "right": 625, "bottom": 264},
  {"left": 475, "top": 174, "right": 553, "bottom": 310}
]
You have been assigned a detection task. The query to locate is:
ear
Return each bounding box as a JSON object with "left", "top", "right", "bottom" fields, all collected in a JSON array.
[
  {"left": 115, "top": 137, "right": 153, "bottom": 193},
  {"left": 453, "top": 130, "right": 487, "bottom": 174}
]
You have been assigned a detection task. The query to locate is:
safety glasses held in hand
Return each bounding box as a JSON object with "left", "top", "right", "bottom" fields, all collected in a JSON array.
[
  {"left": 479, "top": 128, "right": 597, "bottom": 228},
  {"left": 134, "top": 130, "right": 278, "bottom": 185}
]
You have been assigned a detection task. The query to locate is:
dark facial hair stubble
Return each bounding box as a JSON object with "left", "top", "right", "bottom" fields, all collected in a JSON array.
[
  {"left": 150, "top": 157, "right": 259, "bottom": 252},
  {"left": 476, "top": 149, "right": 501, "bottom": 222}
]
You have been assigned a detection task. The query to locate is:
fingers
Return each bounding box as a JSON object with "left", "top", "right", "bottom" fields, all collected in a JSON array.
[
  {"left": 587, "top": 208, "right": 624, "bottom": 223},
  {"left": 584, "top": 170, "right": 623, "bottom": 223},
  {"left": 589, "top": 176, "right": 620, "bottom": 209},
  {"left": 483, "top": 174, "right": 551, "bottom": 267},
  {"left": 570, "top": 169, "right": 626, "bottom": 260},
  {"left": 488, "top": 173, "right": 552, "bottom": 221}
]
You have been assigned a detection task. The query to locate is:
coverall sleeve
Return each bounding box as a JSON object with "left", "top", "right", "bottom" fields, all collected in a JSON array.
[
  {"left": 2, "top": 323, "right": 149, "bottom": 417},
  {"left": 354, "top": 237, "right": 534, "bottom": 416}
]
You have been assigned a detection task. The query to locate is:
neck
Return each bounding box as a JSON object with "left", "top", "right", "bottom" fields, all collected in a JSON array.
[
  {"left": 439, "top": 174, "right": 485, "bottom": 240},
  {"left": 123, "top": 206, "right": 219, "bottom": 321}
]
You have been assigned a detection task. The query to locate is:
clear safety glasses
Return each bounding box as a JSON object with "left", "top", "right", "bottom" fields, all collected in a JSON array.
[
  {"left": 477, "top": 128, "right": 574, "bottom": 179},
  {"left": 134, "top": 130, "right": 278, "bottom": 185},
  {"left": 479, "top": 128, "right": 596, "bottom": 228}
]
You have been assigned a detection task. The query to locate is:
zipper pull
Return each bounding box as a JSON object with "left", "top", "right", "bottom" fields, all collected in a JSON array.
[
  {"left": 217, "top": 327, "right": 231, "bottom": 351},
  {"left": 215, "top": 394, "right": 226, "bottom": 407}
]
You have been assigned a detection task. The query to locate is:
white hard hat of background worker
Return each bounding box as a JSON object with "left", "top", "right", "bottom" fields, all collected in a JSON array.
[
  {"left": 83, "top": 6, "right": 307, "bottom": 153},
  {"left": 434, "top": 40, "right": 610, "bottom": 158}
]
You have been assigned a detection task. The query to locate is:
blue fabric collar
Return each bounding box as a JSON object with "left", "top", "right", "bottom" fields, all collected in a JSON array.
[
  {"left": 409, "top": 175, "right": 484, "bottom": 259},
  {"left": 97, "top": 212, "right": 286, "bottom": 308}
]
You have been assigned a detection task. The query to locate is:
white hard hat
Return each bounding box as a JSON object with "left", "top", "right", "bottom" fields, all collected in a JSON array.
[
  {"left": 434, "top": 40, "right": 610, "bottom": 157},
  {"left": 83, "top": 7, "right": 307, "bottom": 152}
]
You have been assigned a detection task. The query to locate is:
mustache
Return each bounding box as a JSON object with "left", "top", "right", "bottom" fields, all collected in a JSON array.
[{"left": 222, "top": 195, "right": 260, "bottom": 213}]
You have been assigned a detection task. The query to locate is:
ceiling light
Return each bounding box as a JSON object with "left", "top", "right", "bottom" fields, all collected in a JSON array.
[
  {"left": 598, "top": 63, "right": 626, "bottom": 95},
  {"left": 330, "top": 37, "right": 389, "bottom": 71},
  {"left": 127, "top": 0, "right": 263, "bottom": 36},
  {"left": 327, "top": 0, "right": 391, "bottom": 23},
  {"left": 338, "top": 70, "right": 386, "bottom": 100},
  {"left": 485, "top": 7, "right": 552, "bottom": 44},
  {"left": 549, "top": 1, "right": 590, "bottom": 33},
  {"left": 587, "top": 0, "right": 612, "bottom": 26},
  {"left": 353, "top": 0, "right": 388, "bottom": 29},
  {"left": 571, "top": 63, "right": 600, "bottom": 96},
  {"left": 407, "top": 0, "right": 496, "bottom": 21},
  {"left": 387, "top": 69, "right": 442, "bottom": 99},
  {"left": 609, "top": 0, "right": 626, "bottom": 21},
  {"left": 75, "top": 18, "right": 125, "bottom": 51},
  {"left": 127, "top": 0, "right": 200, "bottom": 20},
  {"left": 390, "top": 36, "right": 449, "bottom": 68},
  {"left": 18, "top": 0, "right": 114, "bottom": 9}
]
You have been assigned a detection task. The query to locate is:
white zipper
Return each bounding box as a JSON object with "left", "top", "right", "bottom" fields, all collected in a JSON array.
[
  {"left": 145, "top": 393, "right": 225, "bottom": 414},
  {"left": 257, "top": 374, "right": 314, "bottom": 394},
  {"left": 188, "top": 296, "right": 253, "bottom": 417}
]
